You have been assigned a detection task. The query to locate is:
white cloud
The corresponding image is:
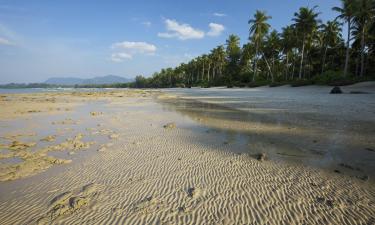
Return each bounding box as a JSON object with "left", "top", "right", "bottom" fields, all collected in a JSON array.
[
  {"left": 207, "top": 23, "right": 225, "bottom": 37},
  {"left": 213, "top": 12, "right": 226, "bottom": 17},
  {"left": 110, "top": 41, "right": 157, "bottom": 62},
  {"left": 111, "top": 52, "right": 132, "bottom": 62},
  {"left": 141, "top": 21, "right": 151, "bottom": 27},
  {"left": 112, "top": 41, "right": 156, "bottom": 53},
  {"left": 0, "top": 37, "right": 12, "bottom": 45},
  {"left": 158, "top": 19, "right": 205, "bottom": 40}
]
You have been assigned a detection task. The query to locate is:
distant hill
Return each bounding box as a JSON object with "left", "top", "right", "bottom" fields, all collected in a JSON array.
[{"left": 44, "top": 75, "right": 133, "bottom": 85}]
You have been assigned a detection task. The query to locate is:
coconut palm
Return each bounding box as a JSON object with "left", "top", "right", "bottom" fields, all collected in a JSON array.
[
  {"left": 225, "top": 34, "right": 241, "bottom": 81},
  {"left": 248, "top": 10, "right": 271, "bottom": 81},
  {"left": 281, "top": 25, "right": 297, "bottom": 79},
  {"left": 353, "top": 0, "right": 374, "bottom": 76},
  {"left": 320, "top": 20, "right": 342, "bottom": 74},
  {"left": 263, "top": 30, "right": 281, "bottom": 82},
  {"left": 333, "top": 0, "right": 358, "bottom": 76},
  {"left": 293, "top": 6, "right": 321, "bottom": 79}
]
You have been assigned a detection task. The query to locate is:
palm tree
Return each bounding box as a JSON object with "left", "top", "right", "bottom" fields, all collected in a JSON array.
[
  {"left": 248, "top": 10, "right": 271, "bottom": 81},
  {"left": 333, "top": 0, "right": 357, "bottom": 77},
  {"left": 293, "top": 6, "right": 321, "bottom": 79},
  {"left": 281, "top": 25, "right": 296, "bottom": 79},
  {"left": 320, "top": 20, "right": 342, "bottom": 74},
  {"left": 225, "top": 34, "right": 241, "bottom": 82},
  {"left": 263, "top": 30, "right": 281, "bottom": 82},
  {"left": 353, "top": 0, "right": 374, "bottom": 76}
]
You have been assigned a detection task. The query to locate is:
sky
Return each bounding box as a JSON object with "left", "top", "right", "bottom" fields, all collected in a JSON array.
[{"left": 0, "top": 0, "right": 342, "bottom": 84}]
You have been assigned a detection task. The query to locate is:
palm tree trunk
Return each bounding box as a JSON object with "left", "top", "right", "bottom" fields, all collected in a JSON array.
[
  {"left": 321, "top": 46, "right": 328, "bottom": 75},
  {"left": 292, "top": 60, "right": 295, "bottom": 79},
  {"left": 299, "top": 35, "right": 305, "bottom": 79},
  {"left": 285, "top": 53, "right": 289, "bottom": 80},
  {"left": 253, "top": 42, "right": 259, "bottom": 82},
  {"left": 207, "top": 63, "right": 210, "bottom": 82},
  {"left": 202, "top": 62, "right": 204, "bottom": 82},
  {"left": 344, "top": 19, "right": 351, "bottom": 77},
  {"left": 360, "top": 26, "right": 365, "bottom": 77},
  {"left": 262, "top": 53, "right": 274, "bottom": 82}
]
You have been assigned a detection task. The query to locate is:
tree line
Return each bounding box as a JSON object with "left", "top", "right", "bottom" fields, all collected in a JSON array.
[{"left": 133, "top": 0, "right": 375, "bottom": 88}]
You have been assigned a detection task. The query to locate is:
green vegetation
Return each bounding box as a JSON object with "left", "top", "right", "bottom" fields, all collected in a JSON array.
[{"left": 132, "top": 0, "right": 375, "bottom": 88}]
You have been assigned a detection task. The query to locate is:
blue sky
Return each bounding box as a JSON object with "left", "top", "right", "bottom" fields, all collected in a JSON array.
[{"left": 0, "top": 0, "right": 342, "bottom": 83}]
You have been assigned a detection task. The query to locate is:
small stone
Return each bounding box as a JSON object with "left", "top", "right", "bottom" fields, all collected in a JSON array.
[
  {"left": 97, "top": 147, "right": 106, "bottom": 152},
  {"left": 177, "top": 206, "right": 185, "bottom": 213},
  {"left": 163, "top": 122, "right": 176, "bottom": 129},
  {"left": 109, "top": 133, "right": 119, "bottom": 139},
  {"left": 187, "top": 187, "right": 195, "bottom": 198},
  {"left": 256, "top": 153, "right": 266, "bottom": 161}
]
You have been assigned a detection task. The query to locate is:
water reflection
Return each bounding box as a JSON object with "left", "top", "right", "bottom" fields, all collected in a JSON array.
[{"left": 159, "top": 97, "right": 375, "bottom": 180}]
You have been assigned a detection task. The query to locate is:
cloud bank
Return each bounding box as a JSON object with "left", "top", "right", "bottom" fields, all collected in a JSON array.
[
  {"left": 110, "top": 41, "right": 156, "bottom": 62},
  {"left": 207, "top": 23, "right": 225, "bottom": 36},
  {"left": 158, "top": 19, "right": 225, "bottom": 40},
  {"left": 158, "top": 19, "right": 205, "bottom": 40}
]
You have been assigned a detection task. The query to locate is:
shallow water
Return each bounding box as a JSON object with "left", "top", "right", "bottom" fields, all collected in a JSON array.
[
  {"left": 159, "top": 87, "right": 375, "bottom": 180},
  {"left": 0, "top": 88, "right": 128, "bottom": 94},
  {"left": 0, "top": 100, "right": 116, "bottom": 168}
]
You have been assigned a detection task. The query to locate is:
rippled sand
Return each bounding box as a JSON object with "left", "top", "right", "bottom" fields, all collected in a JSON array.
[{"left": 0, "top": 88, "right": 374, "bottom": 224}]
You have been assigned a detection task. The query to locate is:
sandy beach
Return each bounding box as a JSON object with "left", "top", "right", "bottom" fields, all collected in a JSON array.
[{"left": 0, "top": 86, "right": 374, "bottom": 224}]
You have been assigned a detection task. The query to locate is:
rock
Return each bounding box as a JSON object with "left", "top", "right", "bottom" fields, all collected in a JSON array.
[
  {"left": 109, "top": 133, "right": 119, "bottom": 139},
  {"left": 97, "top": 147, "right": 106, "bottom": 152},
  {"left": 163, "top": 122, "right": 176, "bottom": 129},
  {"left": 256, "top": 153, "right": 266, "bottom": 161},
  {"left": 177, "top": 206, "right": 185, "bottom": 213},
  {"left": 9, "top": 141, "right": 36, "bottom": 150},
  {"left": 187, "top": 187, "right": 195, "bottom": 198},
  {"left": 69, "top": 196, "right": 88, "bottom": 209},
  {"left": 50, "top": 191, "right": 73, "bottom": 207},
  {"left": 81, "top": 183, "right": 98, "bottom": 195},
  {"left": 330, "top": 86, "right": 342, "bottom": 94},
  {"left": 90, "top": 112, "right": 102, "bottom": 116},
  {"left": 41, "top": 135, "right": 56, "bottom": 142}
]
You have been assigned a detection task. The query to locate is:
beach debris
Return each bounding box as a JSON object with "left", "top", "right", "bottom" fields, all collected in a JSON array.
[
  {"left": 316, "top": 197, "right": 335, "bottom": 209},
  {"left": 52, "top": 118, "right": 78, "bottom": 125},
  {"left": 186, "top": 187, "right": 204, "bottom": 199},
  {"left": 177, "top": 206, "right": 186, "bottom": 213},
  {"left": 256, "top": 153, "right": 267, "bottom": 161},
  {"left": 330, "top": 86, "right": 342, "bottom": 94},
  {"left": 187, "top": 187, "right": 196, "bottom": 198},
  {"left": 41, "top": 135, "right": 56, "bottom": 142},
  {"left": 163, "top": 122, "right": 176, "bottom": 129},
  {"left": 90, "top": 111, "right": 102, "bottom": 116}
]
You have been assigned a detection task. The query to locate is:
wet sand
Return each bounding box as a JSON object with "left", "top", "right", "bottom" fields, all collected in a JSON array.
[{"left": 0, "top": 87, "right": 374, "bottom": 224}]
